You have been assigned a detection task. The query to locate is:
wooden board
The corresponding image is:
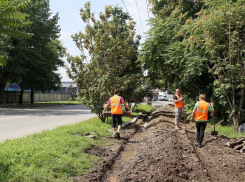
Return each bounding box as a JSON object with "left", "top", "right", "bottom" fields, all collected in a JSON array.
[{"left": 103, "top": 111, "right": 131, "bottom": 117}]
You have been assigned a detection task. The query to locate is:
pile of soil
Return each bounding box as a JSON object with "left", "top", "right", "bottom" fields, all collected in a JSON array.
[{"left": 71, "top": 105, "right": 245, "bottom": 182}]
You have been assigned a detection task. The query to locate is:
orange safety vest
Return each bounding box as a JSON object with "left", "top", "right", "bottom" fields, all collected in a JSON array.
[
  {"left": 110, "top": 95, "right": 123, "bottom": 114},
  {"left": 195, "top": 101, "right": 210, "bottom": 121},
  {"left": 175, "top": 94, "right": 183, "bottom": 108}
]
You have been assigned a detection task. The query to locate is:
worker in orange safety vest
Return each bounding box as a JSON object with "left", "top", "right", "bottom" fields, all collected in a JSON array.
[
  {"left": 191, "top": 94, "right": 214, "bottom": 148},
  {"left": 173, "top": 89, "right": 184, "bottom": 130},
  {"left": 103, "top": 89, "right": 132, "bottom": 138}
]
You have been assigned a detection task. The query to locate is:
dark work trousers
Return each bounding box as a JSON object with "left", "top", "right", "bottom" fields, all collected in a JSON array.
[
  {"left": 111, "top": 114, "right": 122, "bottom": 128},
  {"left": 196, "top": 122, "right": 207, "bottom": 145}
]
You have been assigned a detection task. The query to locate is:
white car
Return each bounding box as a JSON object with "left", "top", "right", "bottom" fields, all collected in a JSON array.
[
  {"left": 168, "top": 98, "right": 173, "bottom": 102},
  {"left": 158, "top": 95, "right": 166, "bottom": 101}
]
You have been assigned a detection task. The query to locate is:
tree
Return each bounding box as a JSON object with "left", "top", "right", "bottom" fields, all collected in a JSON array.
[
  {"left": 0, "top": 0, "right": 64, "bottom": 104},
  {"left": 67, "top": 2, "right": 142, "bottom": 122},
  {"left": 184, "top": 0, "right": 245, "bottom": 130},
  {"left": 139, "top": 0, "right": 209, "bottom": 98},
  {"left": 0, "top": 0, "right": 32, "bottom": 66},
  {"left": 141, "top": 0, "right": 245, "bottom": 130}
]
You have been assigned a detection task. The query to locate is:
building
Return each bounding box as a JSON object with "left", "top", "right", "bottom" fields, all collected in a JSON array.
[{"left": 57, "top": 81, "right": 79, "bottom": 94}]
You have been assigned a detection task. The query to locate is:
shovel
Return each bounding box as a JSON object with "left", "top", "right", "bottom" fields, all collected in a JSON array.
[{"left": 210, "top": 99, "right": 218, "bottom": 136}]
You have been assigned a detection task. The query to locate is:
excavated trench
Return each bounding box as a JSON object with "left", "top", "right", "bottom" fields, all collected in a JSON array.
[{"left": 71, "top": 105, "right": 245, "bottom": 182}]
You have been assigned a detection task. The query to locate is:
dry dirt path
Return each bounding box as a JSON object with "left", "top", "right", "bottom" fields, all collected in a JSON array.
[{"left": 71, "top": 105, "right": 245, "bottom": 182}]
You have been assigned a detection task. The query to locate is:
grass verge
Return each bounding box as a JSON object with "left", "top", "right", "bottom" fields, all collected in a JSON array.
[
  {"left": 205, "top": 122, "right": 245, "bottom": 138},
  {"left": 0, "top": 104, "right": 153, "bottom": 181}
]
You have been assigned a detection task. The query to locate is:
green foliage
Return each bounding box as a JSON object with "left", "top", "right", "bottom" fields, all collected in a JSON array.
[
  {"left": 208, "top": 125, "right": 245, "bottom": 138},
  {"left": 139, "top": 0, "right": 209, "bottom": 97},
  {"left": 0, "top": 0, "right": 32, "bottom": 66},
  {"left": 183, "top": 97, "right": 197, "bottom": 118},
  {"left": 0, "top": 117, "right": 110, "bottom": 181},
  {"left": 133, "top": 104, "right": 153, "bottom": 113},
  {"left": 141, "top": 0, "right": 245, "bottom": 131},
  {"left": 184, "top": 0, "right": 245, "bottom": 130},
  {"left": 0, "top": 0, "right": 65, "bottom": 104},
  {"left": 0, "top": 0, "right": 32, "bottom": 38},
  {"left": 67, "top": 2, "right": 142, "bottom": 122}
]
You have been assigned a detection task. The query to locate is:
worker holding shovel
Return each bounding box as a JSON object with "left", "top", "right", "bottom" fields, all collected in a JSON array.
[{"left": 191, "top": 94, "right": 214, "bottom": 148}]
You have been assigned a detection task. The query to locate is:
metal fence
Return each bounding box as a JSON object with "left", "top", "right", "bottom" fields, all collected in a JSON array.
[{"left": 1, "top": 91, "right": 72, "bottom": 104}]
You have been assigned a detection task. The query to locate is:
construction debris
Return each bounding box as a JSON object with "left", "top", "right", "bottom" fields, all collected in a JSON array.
[{"left": 225, "top": 137, "right": 245, "bottom": 154}]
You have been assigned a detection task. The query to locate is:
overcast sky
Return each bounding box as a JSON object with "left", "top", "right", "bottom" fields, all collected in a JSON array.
[{"left": 49, "top": 0, "right": 153, "bottom": 81}]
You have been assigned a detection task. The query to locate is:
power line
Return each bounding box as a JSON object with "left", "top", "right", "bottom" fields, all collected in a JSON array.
[
  {"left": 121, "top": 0, "right": 142, "bottom": 35},
  {"left": 135, "top": 0, "right": 144, "bottom": 34},
  {"left": 146, "top": 0, "right": 150, "bottom": 20}
]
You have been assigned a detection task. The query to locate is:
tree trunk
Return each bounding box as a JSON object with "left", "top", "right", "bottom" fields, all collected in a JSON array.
[
  {"left": 30, "top": 86, "right": 34, "bottom": 104},
  {"left": 0, "top": 82, "right": 6, "bottom": 104},
  {"left": 146, "top": 97, "right": 149, "bottom": 105},
  {"left": 132, "top": 102, "right": 138, "bottom": 112},
  {"left": 233, "top": 87, "right": 245, "bottom": 131},
  {"left": 233, "top": 116, "right": 239, "bottom": 131},
  {"left": 19, "top": 89, "right": 23, "bottom": 105},
  {"left": 98, "top": 114, "right": 106, "bottom": 123}
]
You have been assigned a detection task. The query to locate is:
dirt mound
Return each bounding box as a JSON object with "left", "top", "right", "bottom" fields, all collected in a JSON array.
[{"left": 71, "top": 106, "right": 245, "bottom": 182}]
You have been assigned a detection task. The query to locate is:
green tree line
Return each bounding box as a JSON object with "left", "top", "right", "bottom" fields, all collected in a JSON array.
[
  {"left": 0, "top": 0, "right": 65, "bottom": 104},
  {"left": 139, "top": 0, "right": 245, "bottom": 130}
]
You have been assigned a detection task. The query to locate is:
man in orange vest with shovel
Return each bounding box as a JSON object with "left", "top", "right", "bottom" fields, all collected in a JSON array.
[
  {"left": 103, "top": 89, "right": 132, "bottom": 139},
  {"left": 191, "top": 94, "right": 214, "bottom": 148}
]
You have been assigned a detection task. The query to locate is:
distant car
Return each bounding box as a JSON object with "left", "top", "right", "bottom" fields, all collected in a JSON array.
[
  {"left": 158, "top": 95, "right": 166, "bottom": 101},
  {"left": 168, "top": 98, "right": 173, "bottom": 102}
]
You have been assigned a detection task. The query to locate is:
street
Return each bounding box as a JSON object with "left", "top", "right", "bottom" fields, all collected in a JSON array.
[
  {"left": 151, "top": 100, "right": 173, "bottom": 107},
  {"left": 0, "top": 104, "right": 95, "bottom": 142},
  {"left": 0, "top": 101, "right": 172, "bottom": 143}
]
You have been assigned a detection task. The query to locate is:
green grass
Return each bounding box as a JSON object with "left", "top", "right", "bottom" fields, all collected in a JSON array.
[
  {"left": 132, "top": 104, "right": 154, "bottom": 114},
  {"left": 207, "top": 124, "right": 245, "bottom": 138},
  {"left": 205, "top": 122, "right": 245, "bottom": 138},
  {"left": 0, "top": 104, "right": 153, "bottom": 181}
]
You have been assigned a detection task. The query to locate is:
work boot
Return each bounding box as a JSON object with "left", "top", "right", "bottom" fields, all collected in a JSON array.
[{"left": 195, "top": 142, "right": 198, "bottom": 146}]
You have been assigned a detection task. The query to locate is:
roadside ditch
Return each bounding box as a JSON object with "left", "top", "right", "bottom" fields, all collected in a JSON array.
[{"left": 70, "top": 105, "right": 245, "bottom": 182}]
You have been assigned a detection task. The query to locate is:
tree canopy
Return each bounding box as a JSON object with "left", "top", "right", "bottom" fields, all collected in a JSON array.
[
  {"left": 67, "top": 2, "right": 143, "bottom": 122},
  {"left": 140, "top": 0, "right": 245, "bottom": 130},
  {"left": 0, "top": 0, "right": 65, "bottom": 104},
  {"left": 0, "top": 0, "right": 32, "bottom": 66}
]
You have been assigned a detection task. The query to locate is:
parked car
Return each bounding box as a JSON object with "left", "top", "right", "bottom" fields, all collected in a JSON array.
[
  {"left": 168, "top": 98, "right": 173, "bottom": 102},
  {"left": 158, "top": 94, "right": 166, "bottom": 101}
]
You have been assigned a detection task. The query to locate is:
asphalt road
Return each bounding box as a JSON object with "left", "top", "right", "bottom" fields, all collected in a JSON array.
[
  {"left": 0, "top": 104, "right": 95, "bottom": 143},
  {"left": 0, "top": 101, "right": 173, "bottom": 143},
  {"left": 151, "top": 100, "right": 173, "bottom": 107}
]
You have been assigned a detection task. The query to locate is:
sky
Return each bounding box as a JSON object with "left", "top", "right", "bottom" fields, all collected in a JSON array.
[{"left": 49, "top": 0, "right": 153, "bottom": 81}]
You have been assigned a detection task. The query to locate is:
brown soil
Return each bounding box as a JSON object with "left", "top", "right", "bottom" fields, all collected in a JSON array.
[{"left": 70, "top": 105, "right": 245, "bottom": 182}]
